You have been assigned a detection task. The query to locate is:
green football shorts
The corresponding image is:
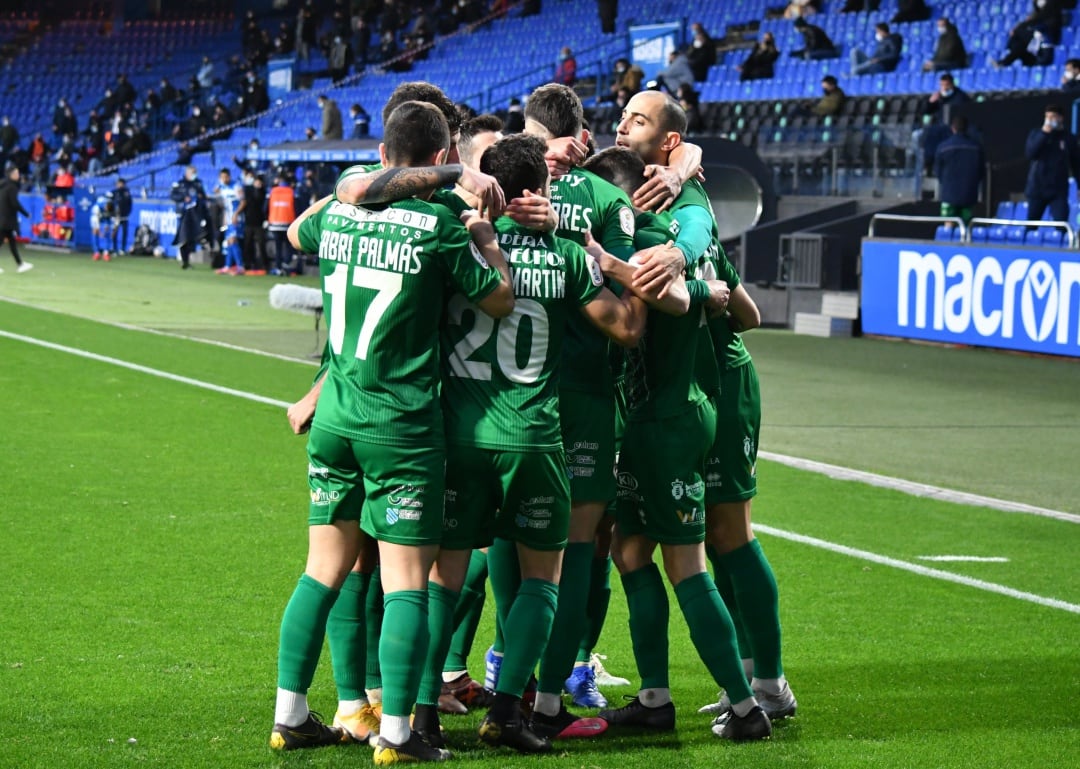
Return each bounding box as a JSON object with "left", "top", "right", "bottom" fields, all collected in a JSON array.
[
  {"left": 615, "top": 398, "right": 717, "bottom": 545},
  {"left": 560, "top": 389, "right": 617, "bottom": 505},
  {"left": 443, "top": 445, "right": 570, "bottom": 551},
  {"left": 306, "top": 426, "right": 445, "bottom": 546},
  {"left": 705, "top": 362, "right": 761, "bottom": 505}
]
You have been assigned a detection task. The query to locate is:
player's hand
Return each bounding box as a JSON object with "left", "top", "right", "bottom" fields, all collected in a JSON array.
[
  {"left": 631, "top": 240, "right": 684, "bottom": 298},
  {"left": 287, "top": 396, "right": 317, "bottom": 435},
  {"left": 545, "top": 136, "right": 587, "bottom": 179},
  {"left": 633, "top": 165, "right": 684, "bottom": 213},
  {"left": 705, "top": 279, "right": 730, "bottom": 316},
  {"left": 458, "top": 165, "right": 505, "bottom": 220},
  {"left": 506, "top": 189, "right": 557, "bottom": 232}
]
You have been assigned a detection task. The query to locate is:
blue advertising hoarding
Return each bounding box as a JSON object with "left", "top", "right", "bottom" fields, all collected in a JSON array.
[
  {"left": 629, "top": 22, "right": 682, "bottom": 82},
  {"left": 861, "top": 240, "right": 1080, "bottom": 357}
]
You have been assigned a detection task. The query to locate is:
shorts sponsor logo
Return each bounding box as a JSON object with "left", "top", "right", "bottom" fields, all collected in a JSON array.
[
  {"left": 308, "top": 463, "right": 329, "bottom": 478},
  {"left": 526, "top": 495, "right": 554, "bottom": 504},
  {"left": 678, "top": 508, "right": 704, "bottom": 525},
  {"left": 568, "top": 454, "right": 596, "bottom": 466},
  {"left": 572, "top": 441, "right": 600, "bottom": 452},
  {"left": 571, "top": 466, "right": 596, "bottom": 477},
  {"left": 310, "top": 488, "right": 340, "bottom": 506},
  {"left": 617, "top": 472, "right": 639, "bottom": 491},
  {"left": 443, "top": 517, "right": 458, "bottom": 529},
  {"left": 706, "top": 456, "right": 722, "bottom": 465},
  {"left": 445, "top": 489, "right": 458, "bottom": 502},
  {"left": 388, "top": 485, "right": 425, "bottom": 508},
  {"left": 515, "top": 514, "right": 551, "bottom": 530},
  {"left": 386, "top": 507, "right": 421, "bottom": 524}
]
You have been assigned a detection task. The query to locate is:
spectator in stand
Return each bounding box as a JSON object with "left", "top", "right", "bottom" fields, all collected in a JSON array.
[
  {"left": 0, "top": 165, "right": 32, "bottom": 273},
  {"left": 112, "top": 177, "right": 132, "bottom": 255},
  {"left": 555, "top": 46, "right": 577, "bottom": 86},
  {"left": 329, "top": 35, "right": 355, "bottom": 84},
  {"left": 652, "top": 48, "right": 695, "bottom": 94},
  {"left": 351, "top": 11, "right": 370, "bottom": 65},
  {"left": 892, "top": 0, "right": 931, "bottom": 23},
  {"left": 602, "top": 57, "right": 645, "bottom": 102},
  {"left": 504, "top": 96, "right": 525, "bottom": 133},
  {"left": 922, "top": 72, "right": 970, "bottom": 122},
  {"left": 739, "top": 32, "right": 780, "bottom": 81},
  {"left": 676, "top": 83, "right": 704, "bottom": 134},
  {"left": 1024, "top": 103, "right": 1080, "bottom": 223},
  {"left": 791, "top": 16, "right": 839, "bottom": 60},
  {"left": 295, "top": 5, "right": 317, "bottom": 61},
  {"left": 687, "top": 22, "right": 717, "bottom": 82},
  {"left": 29, "top": 133, "right": 49, "bottom": 190},
  {"left": 160, "top": 78, "right": 179, "bottom": 106},
  {"left": 814, "top": 74, "right": 846, "bottom": 116},
  {"left": 115, "top": 74, "right": 136, "bottom": 110},
  {"left": 934, "top": 115, "right": 984, "bottom": 227},
  {"left": 1, "top": 117, "right": 19, "bottom": 166},
  {"left": 50, "top": 160, "right": 75, "bottom": 191},
  {"left": 197, "top": 56, "right": 215, "bottom": 90},
  {"left": 995, "top": 25, "right": 1055, "bottom": 68},
  {"left": 173, "top": 104, "right": 207, "bottom": 141},
  {"left": 318, "top": 95, "right": 343, "bottom": 140},
  {"left": 380, "top": 30, "right": 406, "bottom": 70},
  {"left": 782, "top": 0, "right": 822, "bottom": 19},
  {"left": 1062, "top": 58, "right": 1080, "bottom": 92},
  {"left": 1021, "top": 0, "right": 1064, "bottom": 44},
  {"left": 51, "top": 98, "right": 72, "bottom": 138},
  {"left": 244, "top": 71, "right": 270, "bottom": 115},
  {"left": 598, "top": 0, "right": 618, "bottom": 34},
  {"left": 53, "top": 102, "right": 78, "bottom": 139},
  {"left": 349, "top": 103, "right": 371, "bottom": 138},
  {"left": 840, "top": 0, "right": 881, "bottom": 10},
  {"left": 923, "top": 17, "right": 968, "bottom": 72},
  {"left": 918, "top": 73, "right": 971, "bottom": 172},
  {"left": 267, "top": 174, "right": 298, "bottom": 276},
  {"left": 850, "top": 22, "right": 902, "bottom": 76}
]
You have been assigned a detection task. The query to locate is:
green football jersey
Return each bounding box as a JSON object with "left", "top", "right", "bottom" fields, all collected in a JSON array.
[
  {"left": 550, "top": 167, "right": 636, "bottom": 394},
  {"left": 441, "top": 218, "right": 604, "bottom": 451},
  {"left": 615, "top": 210, "right": 717, "bottom": 422},
  {"left": 670, "top": 180, "right": 752, "bottom": 371},
  {"left": 298, "top": 197, "right": 502, "bottom": 446},
  {"left": 336, "top": 163, "right": 473, "bottom": 218}
]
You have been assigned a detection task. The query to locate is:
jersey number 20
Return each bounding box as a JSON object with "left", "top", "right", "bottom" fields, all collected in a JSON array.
[{"left": 447, "top": 294, "right": 549, "bottom": 384}]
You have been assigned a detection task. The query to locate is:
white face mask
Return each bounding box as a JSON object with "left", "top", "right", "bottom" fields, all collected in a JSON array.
[
  {"left": 693, "top": 38, "right": 703, "bottom": 48},
  {"left": 876, "top": 33, "right": 885, "bottom": 42}
]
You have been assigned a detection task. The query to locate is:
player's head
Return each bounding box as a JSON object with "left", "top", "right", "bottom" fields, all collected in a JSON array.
[
  {"left": 184, "top": 165, "right": 198, "bottom": 181},
  {"left": 582, "top": 146, "right": 646, "bottom": 200},
  {"left": 458, "top": 114, "right": 503, "bottom": 171},
  {"left": 382, "top": 82, "right": 461, "bottom": 160},
  {"left": 524, "top": 83, "right": 585, "bottom": 141},
  {"left": 615, "top": 90, "right": 685, "bottom": 166},
  {"left": 479, "top": 133, "right": 549, "bottom": 202},
  {"left": 219, "top": 168, "right": 231, "bottom": 182},
  {"left": 381, "top": 101, "right": 451, "bottom": 168}
]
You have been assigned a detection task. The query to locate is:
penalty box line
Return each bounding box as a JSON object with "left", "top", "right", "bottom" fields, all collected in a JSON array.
[{"left": 4, "top": 328, "right": 1077, "bottom": 615}]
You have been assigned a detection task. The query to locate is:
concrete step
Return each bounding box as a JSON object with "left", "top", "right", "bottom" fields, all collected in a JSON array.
[
  {"left": 793, "top": 312, "right": 854, "bottom": 338},
  {"left": 820, "top": 291, "right": 860, "bottom": 319}
]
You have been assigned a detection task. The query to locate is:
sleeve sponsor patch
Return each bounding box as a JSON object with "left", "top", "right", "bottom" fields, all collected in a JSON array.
[
  {"left": 586, "top": 252, "right": 604, "bottom": 287},
  {"left": 619, "top": 206, "right": 635, "bottom": 237},
  {"left": 470, "top": 241, "right": 491, "bottom": 269}
]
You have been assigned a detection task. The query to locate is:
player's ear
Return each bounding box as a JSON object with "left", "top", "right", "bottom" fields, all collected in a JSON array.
[
  {"left": 661, "top": 131, "right": 682, "bottom": 154},
  {"left": 433, "top": 147, "right": 449, "bottom": 166},
  {"left": 378, "top": 143, "right": 388, "bottom": 167},
  {"left": 579, "top": 128, "right": 591, "bottom": 148}
]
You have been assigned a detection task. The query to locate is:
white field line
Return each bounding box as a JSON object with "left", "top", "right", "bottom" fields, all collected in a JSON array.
[
  {"left": 916, "top": 556, "right": 1011, "bottom": 563},
  {"left": 759, "top": 451, "right": 1080, "bottom": 524},
  {"left": 754, "top": 524, "right": 1080, "bottom": 615},
  {"left": 4, "top": 329, "right": 1079, "bottom": 615}
]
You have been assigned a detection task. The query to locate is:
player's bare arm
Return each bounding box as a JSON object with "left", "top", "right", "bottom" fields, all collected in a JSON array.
[
  {"left": 287, "top": 194, "right": 334, "bottom": 250},
  {"left": 505, "top": 189, "right": 558, "bottom": 232},
  {"left": 461, "top": 211, "right": 515, "bottom": 318},
  {"left": 287, "top": 373, "right": 327, "bottom": 435},
  {"left": 544, "top": 136, "right": 588, "bottom": 178},
  {"left": 587, "top": 235, "right": 690, "bottom": 316},
  {"left": 704, "top": 280, "right": 731, "bottom": 317},
  {"left": 579, "top": 287, "right": 647, "bottom": 348},
  {"left": 726, "top": 283, "right": 761, "bottom": 332},
  {"left": 335, "top": 164, "right": 505, "bottom": 219},
  {"left": 633, "top": 141, "right": 704, "bottom": 213},
  {"left": 629, "top": 240, "right": 687, "bottom": 300}
]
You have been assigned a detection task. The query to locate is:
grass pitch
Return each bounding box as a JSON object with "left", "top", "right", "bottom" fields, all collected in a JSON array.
[{"left": 1, "top": 250, "right": 1077, "bottom": 769}]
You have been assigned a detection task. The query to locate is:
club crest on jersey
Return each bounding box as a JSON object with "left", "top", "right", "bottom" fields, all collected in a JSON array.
[
  {"left": 671, "top": 479, "right": 685, "bottom": 500},
  {"left": 619, "top": 206, "right": 635, "bottom": 236},
  {"left": 586, "top": 253, "right": 604, "bottom": 287}
]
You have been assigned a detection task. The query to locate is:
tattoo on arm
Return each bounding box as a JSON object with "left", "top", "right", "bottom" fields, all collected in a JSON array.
[{"left": 362, "top": 164, "right": 463, "bottom": 203}]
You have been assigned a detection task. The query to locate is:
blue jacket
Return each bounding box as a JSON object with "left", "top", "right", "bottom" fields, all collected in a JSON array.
[
  {"left": 934, "top": 133, "right": 984, "bottom": 208},
  {"left": 873, "top": 33, "right": 903, "bottom": 71},
  {"left": 1024, "top": 128, "right": 1080, "bottom": 200}
]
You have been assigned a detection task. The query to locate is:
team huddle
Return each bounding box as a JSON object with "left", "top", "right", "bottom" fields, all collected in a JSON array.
[{"left": 268, "top": 79, "right": 795, "bottom": 764}]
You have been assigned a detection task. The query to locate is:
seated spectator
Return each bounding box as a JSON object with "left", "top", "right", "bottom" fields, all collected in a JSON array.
[
  {"left": 1023, "top": 0, "right": 1063, "bottom": 45},
  {"left": 602, "top": 57, "right": 645, "bottom": 102},
  {"left": 892, "top": 0, "right": 931, "bottom": 23},
  {"left": 850, "top": 22, "right": 902, "bottom": 76},
  {"left": 782, "top": 0, "right": 821, "bottom": 19},
  {"left": 995, "top": 25, "right": 1055, "bottom": 68},
  {"left": 651, "top": 48, "right": 695, "bottom": 94},
  {"left": 924, "top": 18, "right": 968, "bottom": 72},
  {"left": 1061, "top": 58, "right": 1080, "bottom": 92},
  {"left": 840, "top": 0, "right": 881, "bottom": 10},
  {"left": 676, "top": 83, "right": 704, "bottom": 134},
  {"left": 687, "top": 22, "right": 717, "bottom": 82},
  {"left": 791, "top": 16, "right": 839, "bottom": 60},
  {"left": 738, "top": 32, "right": 780, "bottom": 81},
  {"left": 791, "top": 74, "right": 846, "bottom": 118},
  {"left": 555, "top": 46, "right": 577, "bottom": 86}
]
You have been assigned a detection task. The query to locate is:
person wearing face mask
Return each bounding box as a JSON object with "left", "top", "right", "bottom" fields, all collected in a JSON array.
[
  {"left": 790, "top": 16, "right": 839, "bottom": 61},
  {"left": 554, "top": 46, "right": 577, "bottom": 87},
  {"left": 1024, "top": 104, "right": 1080, "bottom": 224},
  {"left": 923, "top": 73, "right": 970, "bottom": 121},
  {"left": 1061, "top": 58, "right": 1080, "bottom": 92},
  {"left": 850, "top": 22, "right": 902, "bottom": 76},
  {"left": 686, "top": 23, "right": 717, "bottom": 82},
  {"left": 918, "top": 73, "right": 971, "bottom": 172},
  {"left": 923, "top": 17, "right": 968, "bottom": 72},
  {"left": 1023, "top": 0, "right": 1063, "bottom": 45},
  {"left": 738, "top": 32, "right": 780, "bottom": 81},
  {"left": 603, "top": 57, "right": 645, "bottom": 102},
  {"left": 170, "top": 165, "right": 210, "bottom": 270}
]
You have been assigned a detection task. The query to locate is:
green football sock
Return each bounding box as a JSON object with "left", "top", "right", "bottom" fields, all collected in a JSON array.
[
  {"left": 379, "top": 589, "right": 429, "bottom": 717},
  {"left": 365, "top": 565, "right": 384, "bottom": 691},
  {"left": 722, "top": 538, "right": 784, "bottom": 679},
  {"left": 622, "top": 563, "right": 669, "bottom": 690},
  {"left": 577, "top": 554, "right": 613, "bottom": 663},
  {"left": 674, "top": 571, "right": 753, "bottom": 703},
  {"left": 417, "top": 582, "right": 459, "bottom": 706},
  {"left": 538, "top": 542, "right": 593, "bottom": 693},
  {"left": 276, "top": 574, "right": 339, "bottom": 693},
  {"left": 444, "top": 550, "right": 488, "bottom": 672},
  {"left": 326, "top": 570, "right": 370, "bottom": 701},
  {"left": 707, "top": 545, "right": 752, "bottom": 659},
  {"left": 495, "top": 578, "right": 559, "bottom": 698},
  {"left": 487, "top": 538, "right": 521, "bottom": 655}
]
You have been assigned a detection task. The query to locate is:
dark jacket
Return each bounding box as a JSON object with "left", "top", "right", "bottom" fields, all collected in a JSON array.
[
  {"left": 113, "top": 185, "right": 133, "bottom": 219},
  {"left": 800, "top": 24, "right": 837, "bottom": 54},
  {"left": 873, "top": 33, "right": 903, "bottom": 71},
  {"left": 934, "top": 133, "right": 985, "bottom": 208},
  {"left": 741, "top": 43, "right": 780, "bottom": 80},
  {"left": 932, "top": 23, "right": 968, "bottom": 69},
  {"left": 1024, "top": 127, "right": 1080, "bottom": 200},
  {"left": 170, "top": 176, "right": 211, "bottom": 247},
  {"left": 0, "top": 177, "right": 29, "bottom": 231},
  {"left": 892, "top": 0, "right": 931, "bottom": 23}
]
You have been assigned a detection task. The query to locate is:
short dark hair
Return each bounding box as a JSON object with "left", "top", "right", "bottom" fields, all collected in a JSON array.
[
  {"left": 383, "top": 101, "right": 451, "bottom": 165},
  {"left": 583, "top": 146, "right": 646, "bottom": 198},
  {"left": 1046, "top": 103, "right": 1066, "bottom": 118},
  {"left": 876, "top": 22, "right": 890, "bottom": 34},
  {"left": 525, "top": 83, "right": 583, "bottom": 139},
  {"left": 950, "top": 115, "right": 968, "bottom": 133},
  {"left": 940, "top": 73, "right": 955, "bottom": 84},
  {"left": 1067, "top": 58, "right": 1080, "bottom": 69},
  {"left": 382, "top": 82, "right": 461, "bottom": 135},
  {"left": 823, "top": 75, "right": 838, "bottom": 87},
  {"left": 458, "top": 114, "right": 504, "bottom": 167},
  {"left": 479, "top": 133, "right": 548, "bottom": 202}
]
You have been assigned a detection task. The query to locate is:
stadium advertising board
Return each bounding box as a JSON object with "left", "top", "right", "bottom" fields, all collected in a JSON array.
[
  {"left": 629, "top": 22, "right": 682, "bottom": 82},
  {"left": 861, "top": 240, "right": 1080, "bottom": 357}
]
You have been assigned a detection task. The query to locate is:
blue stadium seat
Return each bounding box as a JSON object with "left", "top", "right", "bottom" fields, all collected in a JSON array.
[
  {"left": 971, "top": 226, "right": 988, "bottom": 242},
  {"left": 995, "top": 201, "right": 1015, "bottom": 219},
  {"left": 1013, "top": 201, "right": 1029, "bottom": 219},
  {"left": 1024, "top": 228, "right": 1045, "bottom": 246},
  {"left": 991, "top": 226, "right": 1010, "bottom": 244},
  {"left": 1045, "top": 229, "right": 1067, "bottom": 248},
  {"left": 934, "top": 224, "right": 953, "bottom": 241},
  {"left": 1006, "top": 225, "right": 1027, "bottom": 244}
]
